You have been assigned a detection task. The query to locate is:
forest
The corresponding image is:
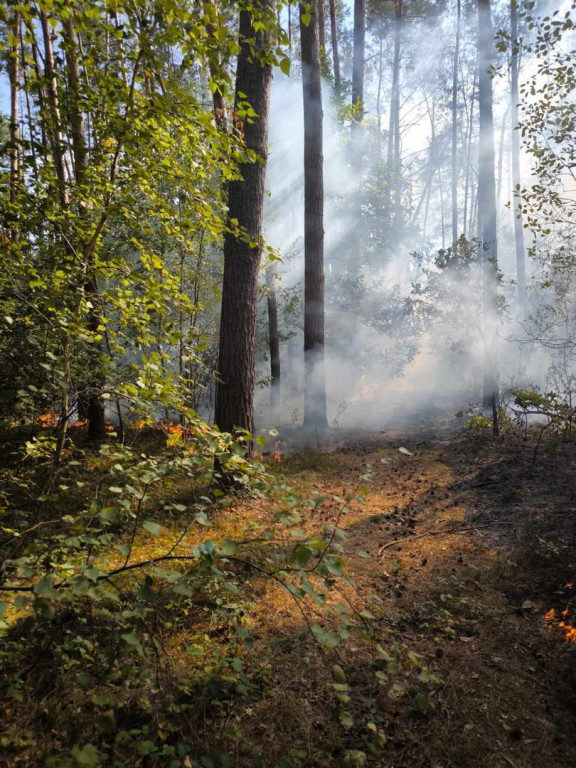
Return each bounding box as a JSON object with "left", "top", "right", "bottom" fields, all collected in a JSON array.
[{"left": 1, "top": 0, "right": 576, "bottom": 765}]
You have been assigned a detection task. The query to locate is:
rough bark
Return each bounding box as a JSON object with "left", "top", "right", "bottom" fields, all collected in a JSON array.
[
  {"left": 215, "top": 0, "right": 273, "bottom": 438},
  {"left": 300, "top": 0, "right": 327, "bottom": 428},
  {"left": 478, "top": 0, "right": 499, "bottom": 433},
  {"left": 510, "top": 0, "right": 526, "bottom": 312}
]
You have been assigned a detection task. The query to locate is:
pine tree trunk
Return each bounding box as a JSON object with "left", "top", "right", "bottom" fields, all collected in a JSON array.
[
  {"left": 328, "top": 0, "right": 341, "bottom": 88},
  {"left": 215, "top": 0, "right": 273, "bottom": 439},
  {"left": 352, "top": 0, "right": 365, "bottom": 113},
  {"left": 451, "top": 0, "right": 461, "bottom": 245},
  {"left": 510, "top": 0, "right": 526, "bottom": 312},
  {"left": 478, "top": 0, "right": 499, "bottom": 433},
  {"left": 300, "top": 0, "right": 327, "bottom": 428},
  {"left": 8, "top": 8, "right": 20, "bottom": 241},
  {"left": 265, "top": 269, "right": 281, "bottom": 409}
]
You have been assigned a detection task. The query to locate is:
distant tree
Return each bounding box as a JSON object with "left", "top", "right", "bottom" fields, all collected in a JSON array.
[
  {"left": 477, "top": 0, "right": 499, "bottom": 432},
  {"left": 510, "top": 0, "right": 526, "bottom": 313},
  {"left": 300, "top": 0, "right": 328, "bottom": 427}
]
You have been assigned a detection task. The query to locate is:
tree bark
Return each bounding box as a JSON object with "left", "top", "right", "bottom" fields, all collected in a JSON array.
[
  {"left": 39, "top": 11, "right": 69, "bottom": 207},
  {"left": 8, "top": 8, "right": 20, "bottom": 240},
  {"left": 510, "top": 0, "right": 526, "bottom": 313},
  {"left": 265, "top": 268, "right": 281, "bottom": 409},
  {"left": 478, "top": 0, "right": 499, "bottom": 433},
  {"left": 215, "top": 0, "right": 273, "bottom": 439},
  {"left": 328, "top": 0, "right": 341, "bottom": 88},
  {"left": 300, "top": 0, "right": 327, "bottom": 428},
  {"left": 352, "top": 0, "right": 365, "bottom": 114},
  {"left": 318, "top": 0, "right": 326, "bottom": 52}
]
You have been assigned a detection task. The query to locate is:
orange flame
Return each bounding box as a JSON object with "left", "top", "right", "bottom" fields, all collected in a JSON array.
[
  {"left": 38, "top": 413, "right": 58, "bottom": 427},
  {"left": 544, "top": 605, "right": 576, "bottom": 643}
]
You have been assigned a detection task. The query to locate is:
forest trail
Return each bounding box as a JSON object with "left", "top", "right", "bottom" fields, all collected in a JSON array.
[{"left": 243, "top": 422, "right": 576, "bottom": 767}]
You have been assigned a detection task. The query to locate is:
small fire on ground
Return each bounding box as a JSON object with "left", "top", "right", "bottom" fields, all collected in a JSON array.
[{"left": 544, "top": 582, "right": 576, "bottom": 643}]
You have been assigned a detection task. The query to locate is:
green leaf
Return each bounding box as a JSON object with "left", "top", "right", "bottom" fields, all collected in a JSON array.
[
  {"left": 143, "top": 521, "right": 162, "bottom": 535},
  {"left": 311, "top": 625, "right": 340, "bottom": 648},
  {"left": 301, "top": 12, "right": 311, "bottom": 26},
  {"left": 71, "top": 743, "right": 105, "bottom": 767}
]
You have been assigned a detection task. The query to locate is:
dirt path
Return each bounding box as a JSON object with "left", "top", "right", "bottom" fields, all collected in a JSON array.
[{"left": 252, "top": 425, "right": 576, "bottom": 767}]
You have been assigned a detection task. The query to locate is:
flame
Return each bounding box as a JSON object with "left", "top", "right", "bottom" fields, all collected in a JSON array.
[
  {"left": 544, "top": 605, "right": 576, "bottom": 643},
  {"left": 38, "top": 413, "right": 58, "bottom": 427}
]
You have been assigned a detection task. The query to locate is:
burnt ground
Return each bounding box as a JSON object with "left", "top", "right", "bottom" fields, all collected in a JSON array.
[
  {"left": 243, "top": 412, "right": 576, "bottom": 767},
  {"left": 2, "top": 408, "right": 576, "bottom": 767}
]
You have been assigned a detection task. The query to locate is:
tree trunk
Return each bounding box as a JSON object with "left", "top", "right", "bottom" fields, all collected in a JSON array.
[
  {"left": 388, "top": 0, "right": 403, "bottom": 224},
  {"left": 62, "top": 9, "right": 106, "bottom": 440},
  {"left": 328, "top": 0, "right": 341, "bottom": 88},
  {"left": 8, "top": 8, "right": 20, "bottom": 241},
  {"left": 300, "top": 0, "right": 327, "bottom": 428},
  {"left": 352, "top": 0, "right": 365, "bottom": 114},
  {"left": 265, "top": 268, "right": 281, "bottom": 409},
  {"left": 39, "top": 11, "right": 68, "bottom": 207},
  {"left": 510, "top": 0, "right": 526, "bottom": 312},
  {"left": 318, "top": 0, "right": 326, "bottom": 53},
  {"left": 478, "top": 0, "right": 499, "bottom": 433},
  {"left": 451, "top": 0, "right": 461, "bottom": 245},
  {"left": 215, "top": 0, "right": 273, "bottom": 439}
]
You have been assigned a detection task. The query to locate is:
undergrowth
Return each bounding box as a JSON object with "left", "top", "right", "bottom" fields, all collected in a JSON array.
[{"left": 0, "top": 424, "right": 439, "bottom": 767}]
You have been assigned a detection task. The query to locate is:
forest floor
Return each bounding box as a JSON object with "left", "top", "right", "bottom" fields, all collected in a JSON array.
[
  {"left": 242, "top": 411, "right": 576, "bottom": 768},
  {"left": 3, "top": 410, "right": 576, "bottom": 767}
]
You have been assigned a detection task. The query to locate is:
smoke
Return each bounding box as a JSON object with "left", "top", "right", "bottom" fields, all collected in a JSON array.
[{"left": 253, "top": 3, "right": 576, "bottom": 439}]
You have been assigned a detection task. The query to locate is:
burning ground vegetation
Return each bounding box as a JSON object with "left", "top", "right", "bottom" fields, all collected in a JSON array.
[{"left": 2, "top": 418, "right": 576, "bottom": 767}]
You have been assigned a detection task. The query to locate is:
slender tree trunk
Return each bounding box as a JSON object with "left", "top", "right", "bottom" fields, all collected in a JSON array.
[
  {"left": 62, "top": 9, "right": 106, "bottom": 440},
  {"left": 478, "top": 0, "right": 499, "bottom": 433},
  {"left": 352, "top": 0, "right": 365, "bottom": 114},
  {"left": 265, "top": 268, "right": 281, "bottom": 408},
  {"left": 300, "top": 0, "right": 327, "bottom": 428},
  {"left": 215, "top": 0, "right": 273, "bottom": 439},
  {"left": 329, "top": 0, "right": 341, "bottom": 88},
  {"left": 40, "top": 11, "right": 69, "bottom": 207},
  {"left": 510, "top": 0, "right": 526, "bottom": 312},
  {"left": 451, "top": 0, "right": 461, "bottom": 245},
  {"left": 8, "top": 9, "right": 21, "bottom": 240},
  {"left": 376, "top": 33, "right": 384, "bottom": 126},
  {"left": 388, "top": 0, "right": 403, "bottom": 223},
  {"left": 205, "top": 0, "right": 228, "bottom": 128},
  {"left": 318, "top": 0, "right": 326, "bottom": 52},
  {"left": 496, "top": 104, "right": 510, "bottom": 211}
]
